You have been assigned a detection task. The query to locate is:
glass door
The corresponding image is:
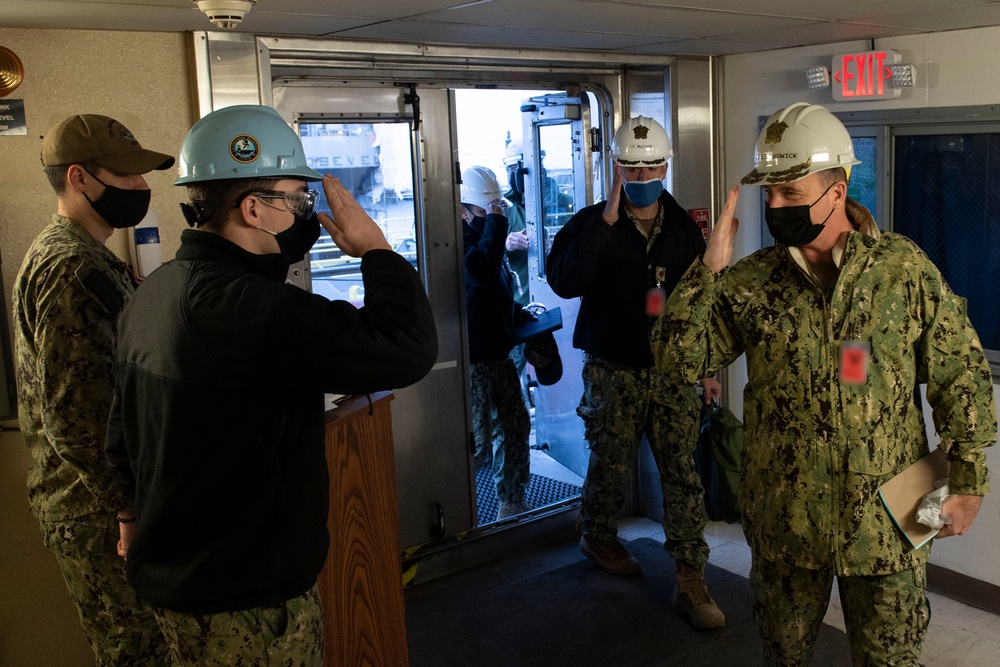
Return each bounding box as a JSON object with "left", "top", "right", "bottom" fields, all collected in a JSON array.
[
  {"left": 299, "top": 121, "right": 420, "bottom": 305},
  {"left": 275, "top": 85, "right": 473, "bottom": 547},
  {"left": 522, "top": 94, "right": 596, "bottom": 480}
]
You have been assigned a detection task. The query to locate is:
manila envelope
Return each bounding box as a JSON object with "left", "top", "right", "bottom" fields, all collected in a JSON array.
[{"left": 878, "top": 448, "right": 951, "bottom": 549}]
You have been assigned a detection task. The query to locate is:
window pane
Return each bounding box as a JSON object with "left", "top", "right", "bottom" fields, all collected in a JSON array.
[
  {"left": 299, "top": 122, "right": 417, "bottom": 306},
  {"left": 537, "top": 123, "right": 576, "bottom": 272},
  {"left": 893, "top": 133, "right": 1000, "bottom": 351},
  {"left": 848, "top": 136, "right": 877, "bottom": 217}
]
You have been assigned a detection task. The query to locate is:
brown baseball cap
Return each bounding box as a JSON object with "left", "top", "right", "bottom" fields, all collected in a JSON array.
[{"left": 40, "top": 114, "right": 174, "bottom": 175}]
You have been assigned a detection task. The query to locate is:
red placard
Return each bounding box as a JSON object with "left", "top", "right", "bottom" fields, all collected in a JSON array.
[{"left": 689, "top": 208, "right": 710, "bottom": 239}]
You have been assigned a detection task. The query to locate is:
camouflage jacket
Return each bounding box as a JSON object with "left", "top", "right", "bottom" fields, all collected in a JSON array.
[
  {"left": 13, "top": 215, "right": 135, "bottom": 521},
  {"left": 652, "top": 200, "right": 995, "bottom": 575}
]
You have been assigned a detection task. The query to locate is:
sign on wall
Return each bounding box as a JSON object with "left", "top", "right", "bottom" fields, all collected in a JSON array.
[
  {"left": 832, "top": 49, "right": 903, "bottom": 101},
  {"left": 0, "top": 99, "right": 26, "bottom": 136}
]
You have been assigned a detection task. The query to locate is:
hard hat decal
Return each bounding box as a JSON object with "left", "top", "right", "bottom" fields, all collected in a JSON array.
[
  {"left": 230, "top": 134, "right": 260, "bottom": 164},
  {"left": 633, "top": 125, "right": 649, "bottom": 140},
  {"left": 768, "top": 161, "right": 811, "bottom": 183},
  {"left": 740, "top": 159, "right": 812, "bottom": 185},
  {"left": 764, "top": 121, "right": 789, "bottom": 145}
]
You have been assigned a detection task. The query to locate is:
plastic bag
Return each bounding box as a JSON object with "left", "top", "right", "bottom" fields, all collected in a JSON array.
[
  {"left": 695, "top": 403, "right": 744, "bottom": 523},
  {"left": 915, "top": 478, "right": 952, "bottom": 530}
]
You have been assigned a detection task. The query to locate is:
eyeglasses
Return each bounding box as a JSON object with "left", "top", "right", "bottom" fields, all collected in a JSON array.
[{"left": 249, "top": 189, "right": 319, "bottom": 218}]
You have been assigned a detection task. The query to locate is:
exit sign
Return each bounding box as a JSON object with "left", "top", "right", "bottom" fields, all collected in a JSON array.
[{"left": 832, "top": 50, "right": 902, "bottom": 101}]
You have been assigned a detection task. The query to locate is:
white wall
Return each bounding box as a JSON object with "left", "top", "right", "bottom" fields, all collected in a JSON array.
[{"left": 722, "top": 27, "right": 1000, "bottom": 586}]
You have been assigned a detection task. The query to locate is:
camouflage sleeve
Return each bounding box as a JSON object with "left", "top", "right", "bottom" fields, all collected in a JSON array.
[
  {"left": 34, "top": 259, "right": 128, "bottom": 509},
  {"left": 651, "top": 258, "right": 745, "bottom": 383},
  {"left": 915, "top": 256, "right": 996, "bottom": 495}
]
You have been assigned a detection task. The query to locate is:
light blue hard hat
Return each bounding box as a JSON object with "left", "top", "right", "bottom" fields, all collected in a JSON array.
[{"left": 174, "top": 104, "right": 322, "bottom": 185}]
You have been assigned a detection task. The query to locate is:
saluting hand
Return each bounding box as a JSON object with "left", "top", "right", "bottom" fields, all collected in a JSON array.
[
  {"left": 317, "top": 174, "right": 391, "bottom": 257},
  {"left": 602, "top": 165, "right": 625, "bottom": 225},
  {"left": 703, "top": 185, "right": 740, "bottom": 273}
]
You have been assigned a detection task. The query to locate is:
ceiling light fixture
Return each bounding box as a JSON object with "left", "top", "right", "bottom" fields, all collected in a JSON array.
[{"left": 193, "top": 0, "right": 256, "bottom": 30}]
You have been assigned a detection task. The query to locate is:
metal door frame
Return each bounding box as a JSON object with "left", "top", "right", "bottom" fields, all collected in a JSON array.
[
  {"left": 520, "top": 93, "right": 595, "bottom": 480},
  {"left": 188, "top": 31, "right": 699, "bottom": 577}
]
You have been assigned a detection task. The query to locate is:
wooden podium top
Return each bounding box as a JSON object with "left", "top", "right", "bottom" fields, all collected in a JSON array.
[{"left": 323, "top": 391, "right": 394, "bottom": 423}]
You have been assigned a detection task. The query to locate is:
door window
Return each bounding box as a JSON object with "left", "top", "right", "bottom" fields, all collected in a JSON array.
[
  {"left": 298, "top": 121, "right": 418, "bottom": 306},
  {"left": 537, "top": 122, "right": 577, "bottom": 269}
]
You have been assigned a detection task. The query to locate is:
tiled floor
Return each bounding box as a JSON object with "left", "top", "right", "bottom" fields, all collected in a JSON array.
[{"left": 618, "top": 516, "right": 1000, "bottom": 667}]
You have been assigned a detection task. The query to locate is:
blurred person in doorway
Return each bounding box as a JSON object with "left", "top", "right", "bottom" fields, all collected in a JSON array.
[{"left": 462, "top": 164, "right": 534, "bottom": 520}]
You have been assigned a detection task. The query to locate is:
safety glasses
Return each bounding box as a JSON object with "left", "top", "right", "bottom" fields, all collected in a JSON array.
[{"left": 249, "top": 189, "right": 319, "bottom": 218}]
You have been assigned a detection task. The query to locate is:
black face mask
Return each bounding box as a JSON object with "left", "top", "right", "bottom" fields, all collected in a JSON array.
[
  {"left": 83, "top": 169, "right": 151, "bottom": 229},
  {"left": 269, "top": 213, "right": 321, "bottom": 264},
  {"left": 764, "top": 182, "right": 837, "bottom": 246},
  {"left": 463, "top": 208, "right": 487, "bottom": 234}
]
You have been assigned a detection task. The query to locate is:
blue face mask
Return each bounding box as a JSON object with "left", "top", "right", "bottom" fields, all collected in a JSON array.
[{"left": 623, "top": 178, "right": 663, "bottom": 208}]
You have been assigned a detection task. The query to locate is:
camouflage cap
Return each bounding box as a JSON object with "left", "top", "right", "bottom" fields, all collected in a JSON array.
[{"left": 41, "top": 114, "right": 174, "bottom": 174}]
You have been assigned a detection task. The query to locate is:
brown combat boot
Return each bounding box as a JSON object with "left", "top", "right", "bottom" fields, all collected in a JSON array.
[
  {"left": 579, "top": 536, "right": 642, "bottom": 576},
  {"left": 673, "top": 561, "right": 726, "bottom": 629}
]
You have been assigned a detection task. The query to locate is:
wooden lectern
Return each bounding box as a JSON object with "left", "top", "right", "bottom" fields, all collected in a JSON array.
[{"left": 318, "top": 391, "right": 409, "bottom": 667}]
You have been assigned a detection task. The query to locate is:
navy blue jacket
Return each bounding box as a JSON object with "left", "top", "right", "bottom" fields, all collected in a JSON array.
[
  {"left": 546, "top": 191, "right": 705, "bottom": 370},
  {"left": 464, "top": 213, "right": 520, "bottom": 363}
]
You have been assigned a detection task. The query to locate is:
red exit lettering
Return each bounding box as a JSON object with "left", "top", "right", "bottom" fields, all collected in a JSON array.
[{"left": 832, "top": 50, "right": 899, "bottom": 101}]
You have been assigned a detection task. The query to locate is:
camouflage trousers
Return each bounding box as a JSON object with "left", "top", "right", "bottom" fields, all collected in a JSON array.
[
  {"left": 39, "top": 512, "right": 169, "bottom": 665},
  {"left": 510, "top": 341, "right": 529, "bottom": 401},
  {"left": 470, "top": 357, "right": 531, "bottom": 504},
  {"left": 577, "top": 354, "right": 708, "bottom": 567},
  {"left": 153, "top": 584, "right": 324, "bottom": 666},
  {"left": 750, "top": 557, "right": 929, "bottom": 666}
]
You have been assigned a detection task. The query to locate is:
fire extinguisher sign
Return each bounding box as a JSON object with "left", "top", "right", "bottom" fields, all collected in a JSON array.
[{"left": 688, "top": 208, "right": 710, "bottom": 240}]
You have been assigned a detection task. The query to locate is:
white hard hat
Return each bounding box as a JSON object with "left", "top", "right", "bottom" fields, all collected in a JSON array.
[
  {"left": 741, "top": 102, "right": 861, "bottom": 185},
  {"left": 460, "top": 165, "right": 502, "bottom": 209},
  {"left": 503, "top": 138, "right": 523, "bottom": 166},
  {"left": 610, "top": 116, "right": 672, "bottom": 166}
]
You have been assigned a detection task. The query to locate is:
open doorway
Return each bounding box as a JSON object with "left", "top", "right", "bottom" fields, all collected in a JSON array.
[{"left": 454, "top": 88, "right": 588, "bottom": 526}]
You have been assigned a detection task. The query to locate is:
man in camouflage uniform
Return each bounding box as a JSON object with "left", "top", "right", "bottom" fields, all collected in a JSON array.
[
  {"left": 547, "top": 116, "right": 725, "bottom": 630},
  {"left": 652, "top": 102, "right": 995, "bottom": 664},
  {"left": 13, "top": 114, "right": 173, "bottom": 664}
]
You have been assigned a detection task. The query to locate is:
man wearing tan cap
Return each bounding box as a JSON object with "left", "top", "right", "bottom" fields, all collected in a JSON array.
[{"left": 12, "top": 114, "right": 173, "bottom": 664}]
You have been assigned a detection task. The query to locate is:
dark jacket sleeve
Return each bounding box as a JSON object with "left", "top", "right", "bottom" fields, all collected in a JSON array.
[
  {"left": 252, "top": 249, "right": 439, "bottom": 395},
  {"left": 545, "top": 205, "right": 615, "bottom": 298},
  {"left": 464, "top": 214, "right": 509, "bottom": 287},
  {"left": 104, "top": 387, "right": 135, "bottom": 506}
]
